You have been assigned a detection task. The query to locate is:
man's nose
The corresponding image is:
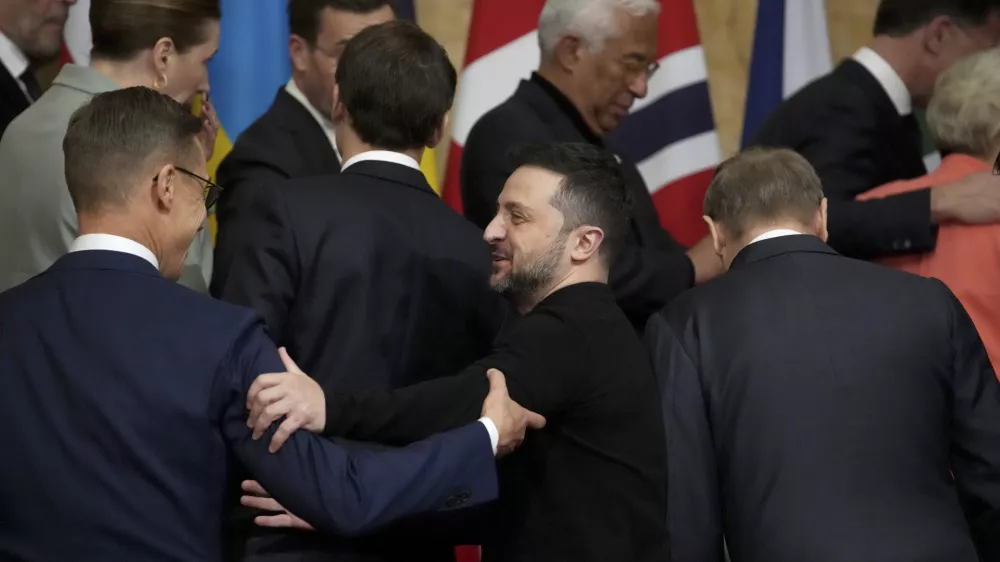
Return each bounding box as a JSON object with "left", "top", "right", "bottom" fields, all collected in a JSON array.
[
  {"left": 629, "top": 72, "right": 650, "bottom": 99},
  {"left": 483, "top": 215, "right": 504, "bottom": 243}
]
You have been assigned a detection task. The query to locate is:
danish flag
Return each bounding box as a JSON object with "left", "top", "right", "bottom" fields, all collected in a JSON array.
[{"left": 443, "top": 0, "right": 720, "bottom": 246}]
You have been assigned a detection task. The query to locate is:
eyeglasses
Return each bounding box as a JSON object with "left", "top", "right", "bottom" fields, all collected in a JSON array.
[
  {"left": 153, "top": 166, "right": 224, "bottom": 209},
  {"left": 617, "top": 56, "right": 660, "bottom": 80}
]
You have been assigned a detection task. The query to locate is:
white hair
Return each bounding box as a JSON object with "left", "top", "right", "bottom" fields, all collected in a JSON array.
[
  {"left": 537, "top": 0, "right": 661, "bottom": 59},
  {"left": 926, "top": 48, "right": 1000, "bottom": 158}
]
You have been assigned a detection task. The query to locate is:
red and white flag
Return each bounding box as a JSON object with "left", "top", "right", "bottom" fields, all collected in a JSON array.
[{"left": 443, "top": 0, "right": 720, "bottom": 246}]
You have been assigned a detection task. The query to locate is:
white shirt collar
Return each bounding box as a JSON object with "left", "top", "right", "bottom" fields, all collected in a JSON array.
[
  {"left": 284, "top": 78, "right": 341, "bottom": 163},
  {"left": 0, "top": 30, "right": 29, "bottom": 97},
  {"left": 69, "top": 234, "right": 159, "bottom": 270},
  {"left": 341, "top": 150, "right": 421, "bottom": 172},
  {"left": 749, "top": 229, "right": 804, "bottom": 245},
  {"left": 852, "top": 47, "right": 912, "bottom": 115}
]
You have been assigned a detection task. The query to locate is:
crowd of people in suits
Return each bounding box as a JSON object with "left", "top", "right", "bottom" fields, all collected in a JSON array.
[{"left": 3, "top": 0, "right": 1000, "bottom": 561}]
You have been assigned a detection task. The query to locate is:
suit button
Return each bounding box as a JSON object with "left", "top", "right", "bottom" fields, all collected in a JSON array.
[{"left": 902, "top": 239, "right": 912, "bottom": 250}]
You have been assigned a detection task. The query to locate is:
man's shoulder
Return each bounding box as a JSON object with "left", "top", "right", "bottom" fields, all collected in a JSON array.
[{"left": 465, "top": 88, "right": 555, "bottom": 152}]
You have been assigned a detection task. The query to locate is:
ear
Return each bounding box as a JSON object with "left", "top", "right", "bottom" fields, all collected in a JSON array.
[
  {"left": 289, "top": 34, "right": 312, "bottom": 73},
  {"left": 151, "top": 37, "right": 174, "bottom": 76},
  {"left": 703, "top": 216, "right": 725, "bottom": 258},
  {"left": 153, "top": 164, "right": 178, "bottom": 212},
  {"left": 427, "top": 113, "right": 450, "bottom": 149},
  {"left": 569, "top": 225, "right": 605, "bottom": 263},
  {"left": 815, "top": 198, "right": 829, "bottom": 242},
  {"left": 553, "top": 35, "right": 586, "bottom": 72},
  {"left": 922, "top": 15, "right": 953, "bottom": 56},
  {"left": 331, "top": 83, "right": 346, "bottom": 124}
]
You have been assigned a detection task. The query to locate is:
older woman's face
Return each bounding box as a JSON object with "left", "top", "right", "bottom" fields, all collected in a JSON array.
[{"left": 162, "top": 20, "right": 220, "bottom": 105}]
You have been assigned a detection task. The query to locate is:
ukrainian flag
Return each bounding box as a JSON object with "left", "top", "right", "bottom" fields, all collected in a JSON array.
[{"left": 201, "top": 1, "right": 438, "bottom": 240}]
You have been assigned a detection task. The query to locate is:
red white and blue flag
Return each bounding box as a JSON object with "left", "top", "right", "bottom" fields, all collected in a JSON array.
[{"left": 443, "top": 0, "right": 720, "bottom": 246}]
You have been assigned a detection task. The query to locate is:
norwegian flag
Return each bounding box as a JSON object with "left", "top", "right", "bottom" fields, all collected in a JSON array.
[{"left": 443, "top": 0, "right": 720, "bottom": 246}]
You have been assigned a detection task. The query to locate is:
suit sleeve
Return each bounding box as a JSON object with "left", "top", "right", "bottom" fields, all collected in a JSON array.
[
  {"left": 321, "top": 314, "right": 587, "bottom": 443},
  {"left": 645, "top": 313, "right": 725, "bottom": 562},
  {"left": 792, "top": 99, "right": 935, "bottom": 259},
  {"left": 217, "top": 317, "right": 498, "bottom": 536},
  {"left": 941, "top": 284, "right": 1000, "bottom": 558},
  {"left": 212, "top": 182, "right": 298, "bottom": 343}
]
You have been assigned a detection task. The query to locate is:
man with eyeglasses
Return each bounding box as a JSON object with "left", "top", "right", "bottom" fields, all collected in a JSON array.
[
  {"left": 459, "top": 0, "right": 723, "bottom": 333},
  {"left": 0, "top": 85, "right": 544, "bottom": 561}
]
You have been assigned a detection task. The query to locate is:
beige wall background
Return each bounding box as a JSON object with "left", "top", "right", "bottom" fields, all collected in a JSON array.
[{"left": 416, "top": 0, "right": 880, "bottom": 173}]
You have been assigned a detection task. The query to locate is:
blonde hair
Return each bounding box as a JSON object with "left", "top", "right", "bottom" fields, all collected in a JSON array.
[{"left": 927, "top": 49, "right": 1000, "bottom": 158}]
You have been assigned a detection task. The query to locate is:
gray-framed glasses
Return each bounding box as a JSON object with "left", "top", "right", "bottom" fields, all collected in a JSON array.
[{"left": 154, "top": 167, "right": 224, "bottom": 209}]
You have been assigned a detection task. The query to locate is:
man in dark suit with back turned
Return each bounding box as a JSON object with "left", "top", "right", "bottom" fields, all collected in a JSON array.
[
  {"left": 215, "top": 20, "right": 506, "bottom": 562},
  {"left": 239, "top": 142, "right": 669, "bottom": 562},
  {"left": 749, "top": 0, "right": 1000, "bottom": 260},
  {"left": 0, "top": 0, "right": 73, "bottom": 136},
  {"left": 647, "top": 147, "right": 1000, "bottom": 562},
  {"left": 460, "top": 0, "right": 721, "bottom": 332},
  {"left": 0, "top": 86, "right": 549, "bottom": 561},
  {"left": 212, "top": 0, "right": 394, "bottom": 289}
]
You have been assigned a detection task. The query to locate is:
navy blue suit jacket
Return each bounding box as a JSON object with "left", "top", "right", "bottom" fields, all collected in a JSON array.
[{"left": 0, "top": 249, "right": 497, "bottom": 561}]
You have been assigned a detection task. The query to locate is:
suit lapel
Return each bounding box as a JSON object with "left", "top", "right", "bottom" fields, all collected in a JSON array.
[
  {"left": 0, "top": 62, "right": 30, "bottom": 117},
  {"left": 272, "top": 89, "right": 340, "bottom": 176}
]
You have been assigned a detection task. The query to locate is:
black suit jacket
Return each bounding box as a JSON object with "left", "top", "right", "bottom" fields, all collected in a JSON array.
[
  {"left": 214, "top": 160, "right": 503, "bottom": 561},
  {"left": 646, "top": 234, "right": 1000, "bottom": 562},
  {"left": 213, "top": 88, "right": 341, "bottom": 290},
  {"left": 0, "top": 62, "right": 31, "bottom": 138},
  {"left": 461, "top": 75, "right": 694, "bottom": 331},
  {"left": 318, "top": 282, "right": 669, "bottom": 562},
  {"left": 750, "top": 60, "right": 931, "bottom": 259}
]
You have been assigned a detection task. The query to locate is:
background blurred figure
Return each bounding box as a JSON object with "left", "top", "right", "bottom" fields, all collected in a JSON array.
[
  {"left": 750, "top": 0, "right": 1000, "bottom": 260},
  {"left": 648, "top": 148, "right": 1000, "bottom": 562},
  {"left": 0, "top": 0, "right": 218, "bottom": 293},
  {"left": 0, "top": 0, "right": 74, "bottom": 135},
  {"left": 859, "top": 49, "right": 1000, "bottom": 371},
  {"left": 459, "top": 0, "right": 722, "bottom": 332},
  {"left": 213, "top": 0, "right": 394, "bottom": 288},
  {"left": 216, "top": 19, "right": 498, "bottom": 562}
]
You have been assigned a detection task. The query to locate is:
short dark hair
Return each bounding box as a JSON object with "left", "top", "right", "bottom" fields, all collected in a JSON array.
[
  {"left": 288, "top": 0, "right": 394, "bottom": 45},
  {"left": 336, "top": 20, "right": 456, "bottom": 151},
  {"left": 874, "top": 0, "right": 1000, "bottom": 36},
  {"left": 90, "top": 0, "right": 221, "bottom": 61},
  {"left": 509, "top": 142, "right": 632, "bottom": 265},
  {"left": 64, "top": 87, "right": 203, "bottom": 214},
  {"left": 703, "top": 148, "right": 824, "bottom": 239}
]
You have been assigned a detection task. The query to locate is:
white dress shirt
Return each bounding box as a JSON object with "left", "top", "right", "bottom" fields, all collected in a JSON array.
[
  {"left": 852, "top": 47, "right": 911, "bottom": 116},
  {"left": 341, "top": 149, "right": 421, "bottom": 172},
  {"left": 69, "top": 233, "right": 160, "bottom": 269},
  {"left": 284, "top": 78, "right": 341, "bottom": 164},
  {"left": 0, "top": 30, "right": 30, "bottom": 101},
  {"left": 749, "top": 228, "right": 805, "bottom": 245}
]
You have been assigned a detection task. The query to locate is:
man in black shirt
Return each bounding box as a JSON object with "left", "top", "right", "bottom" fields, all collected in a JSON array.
[{"left": 242, "top": 142, "right": 669, "bottom": 562}]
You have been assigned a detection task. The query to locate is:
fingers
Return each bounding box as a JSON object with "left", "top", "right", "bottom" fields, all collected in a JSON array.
[
  {"left": 524, "top": 408, "right": 546, "bottom": 429},
  {"left": 486, "top": 368, "right": 507, "bottom": 395},
  {"left": 252, "top": 397, "right": 294, "bottom": 440},
  {"left": 278, "top": 347, "right": 304, "bottom": 375},
  {"left": 247, "top": 385, "right": 287, "bottom": 431},
  {"left": 246, "top": 373, "right": 285, "bottom": 407},
  {"left": 254, "top": 513, "right": 315, "bottom": 531},
  {"left": 241, "top": 494, "right": 284, "bottom": 512},
  {"left": 268, "top": 416, "right": 303, "bottom": 453},
  {"left": 241, "top": 480, "right": 268, "bottom": 496}
]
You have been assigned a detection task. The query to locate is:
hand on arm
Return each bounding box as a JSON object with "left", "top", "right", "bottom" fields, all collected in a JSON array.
[
  {"left": 930, "top": 172, "right": 1000, "bottom": 225},
  {"left": 245, "top": 350, "right": 544, "bottom": 455}
]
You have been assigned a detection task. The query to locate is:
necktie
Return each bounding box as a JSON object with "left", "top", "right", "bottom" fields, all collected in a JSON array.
[{"left": 19, "top": 68, "right": 41, "bottom": 101}]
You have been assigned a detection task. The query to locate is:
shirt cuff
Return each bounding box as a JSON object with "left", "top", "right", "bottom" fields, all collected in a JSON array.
[{"left": 478, "top": 416, "right": 499, "bottom": 456}]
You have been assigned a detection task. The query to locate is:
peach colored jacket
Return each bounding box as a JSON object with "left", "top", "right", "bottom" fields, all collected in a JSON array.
[{"left": 859, "top": 154, "right": 1000, "bottom": 372}]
